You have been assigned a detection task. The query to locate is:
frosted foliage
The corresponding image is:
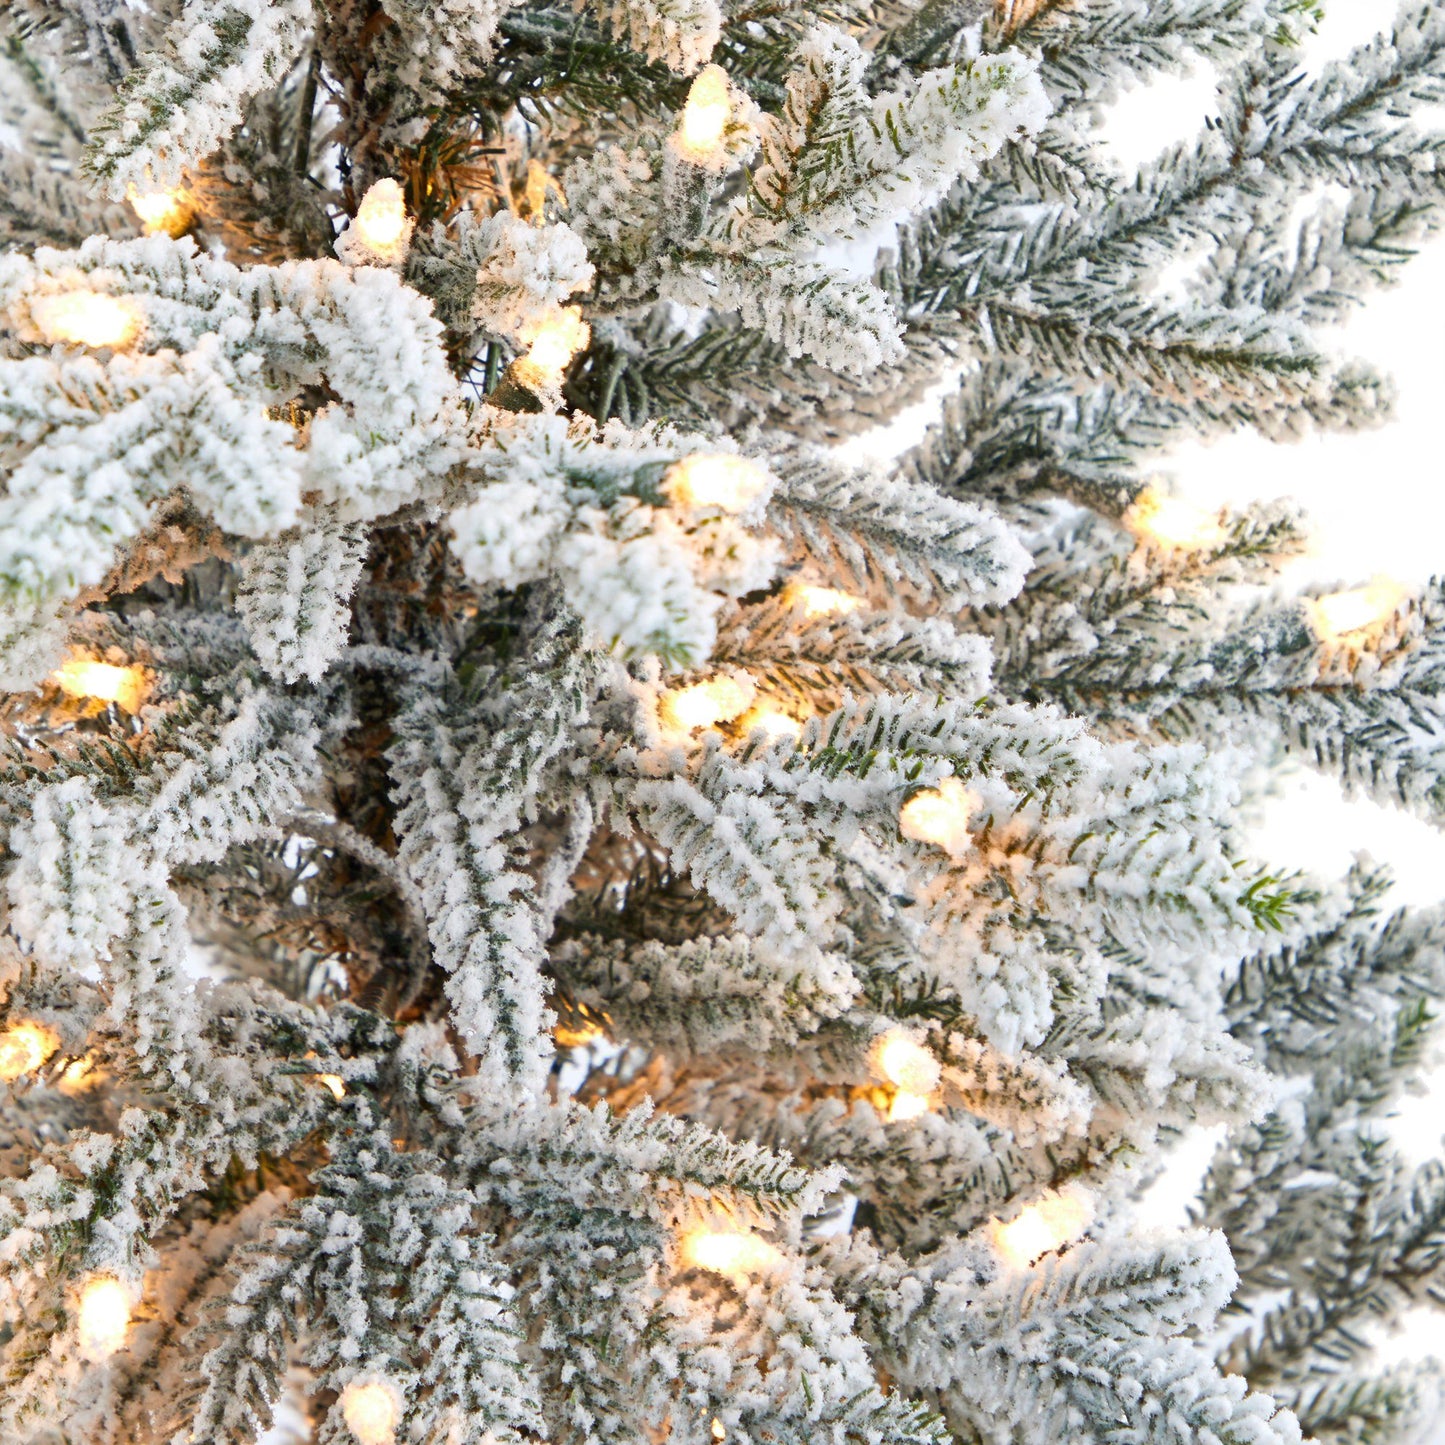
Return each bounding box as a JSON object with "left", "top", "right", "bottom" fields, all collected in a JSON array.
[
  {"left": 388, "top": 624, "right": 601, "bottom": 1097},
  {"left": 0, "top": 239, "right": 781, "bottom": 683},
  {"left": 833, "top": 1229, "right": 1303, "bottom": 1445},
  {"left": 3, "top": 2, "right": 1445, "bottom": 1443},
  {"left": 747, "top": 27, "right": 1050, "bottom": 241},
  {"left": 470, "top": 213, "right": 595, "bottom": 341},
  {"left": 236, "top": 516, "right": 371, "bottom": 684},
  {"left": 450, "top": 414, "right": 778, "bottom": 663},
  {"left": 592, "top": 0, "right": 721, "bottom": 75},
  {"left": 85, "top": 0, "right": 312, "bottom": 195},
  {"left": 562, "top": 27, "right": 1046, "bottom": 372},
  {"left": 661, "top": 254, "right": 908, "bottom": 371},
  {"left": 7, "top": 776, "right": 150, "bottom": 971},
  {"left": 0, "top": 237, "right": 455, "bottom": 683},
  {"left": 767, "top": 463, "right": 1033, "bottom": 610},
  {"left": 6, "top": 689, "right": 323, "bottom": 991},
  {"left": 375, "top": 0, "right": 520, "bottom": 103},
  {"left": 622, "top": 691, "right": 1264, "bottom": 1057},
  {"left": 551, "top": 931, "right": 850, "bottom": 1056}
]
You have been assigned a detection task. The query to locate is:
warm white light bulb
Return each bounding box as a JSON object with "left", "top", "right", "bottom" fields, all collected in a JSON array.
[
  {"left": 990, "top": 1191, "right": 1091, "bottom": 1269},
  {"left": 666, "top": 454, "right": 771, "bottom": 513},
  {"left": 1124, "top": 489, "right": 1227, "bottom": 551},
  {"left": 126, "top": 184, "right": 190, "bottom": 237},
  {"left": 51, "top": 653, "right": 148, "bottom": 711},
  {"left": 899, "top": 776, "right": 978, "bottom": 862},
  {"left": 355, "top": 180, "right": 407, "bottom": 247},
  {"left": 681, "top": 1227, "right": 782, "bottom": 1279},
  {"left": 77, "top": 1276, "right": 131, "bottom": 1361},
  {"left": 341, "top": 179, "right": 413, "bottom": 266},
  {"left": 32, "top": 290, "right": 142, "bottom": 349},
  {"left": 0, "top": 1021, "right": 60, "bottom": 1082},
  {"left": 887, "top": 1090, "right": 932, "bottom": 1122},
  {"left": 316, "top": 1073, "right": 347, "bottom": 1101},
  {"left": 790, "top": 584, "right": 863, "bottom": 619},
  {"left": 340, "top": 1379, "right": 401, "bottom": 1445},
  {"left": 517, "top": 305, "right": 590, "bottom": 387},
  {"left": 711, "top": 1419, "right": 727, "bottom": 1443},
  {"left": 58, "top": 1054, "right": 97, "bottom": 1094},
  {"left": 1310, "top": 579, "right": 1409, "bottom": 642},
  {"left": 872, "top": 1030, "right": 941, "bottom": 1097},
  {"left": 554, "top": 1019, "right": 604, "bottom": 1049},
  {"left": 678, "top": 65, "right": 732, "bottom": 159},
  {"left": 662, "top": 676, "right": 753, "bottom": 733},
  {"left": 742, "top": 705, "right": 803, "bottom": 741}
]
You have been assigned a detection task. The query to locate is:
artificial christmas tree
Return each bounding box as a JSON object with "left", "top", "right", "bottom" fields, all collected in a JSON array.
[{"left": 0, "top": 0, "right": 1443, "bottom": 1441}]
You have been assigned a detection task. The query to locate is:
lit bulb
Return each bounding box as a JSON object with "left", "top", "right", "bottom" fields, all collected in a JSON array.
[
  {"left": 887, "top": 1090, "right": 931, "bottom": 1123},
  {"left": 0, "top": 1021, "right": 60, "bottom": 1082},
  {"left": 789, "top": 584, "right": 863, "bottom": 619},
  {"left": 677, "top": 65, "right": 732, "bottom": 161},
  {"left": 711, "top": 1419, "right": 727, "bottom": 1443},
  {"left": 126, "top": 184, "right": 191, "bottom": 237},
  {"left": 989, "top": 1191, "right": 1091, "bottom": 1270},
  {"left": 523, "top": 158, "right": 555, "bottom": 219},
  {"left": 516, "top": 305, "right": 590, "bottom": 388},
  {"left": 872, "top": 1030, "right": 941, "bottom": 1097},
  {"left": 316, "top": 1073, "right": 346, "bottom": 1101},
  {"left": 899, "top": 776, "right": 978, "bottom": 862},
  {"left": 77, "top": 1276, "right": 130, "bottom": 1361},
  {"left": 59, "top": 1054, "right": 97, "bottom": 1094},
  {"left": 741, "top": 705, "right": 803, "bottom": 741},
  {"left": 348, "top": 179, "right": 412, "bottom": 264},
  {"left": 681, "top": 1227, "right": 783, "bottom": 1279},
  {"left": 662, "top": 676, "right": 753, "bottom": 733},
  {"left": 51, "top": 653, "right": 149, "bottom": 712},
  {"left": 340, "top": 1379, "right": 401, "bottom": 1445},
  {"left": 1124, "top": 489, "right": 1227, "bottom": 551},
  {"left": 554, "top": 1020, "right": 603, "bottom": 1049},
  {"left": 1310, "top": 579, "right": 1409, "bottom": 642},
  {"left": 32, "top": 290, "right": 142, "bottom": 349},
  {"left": 666, "top": 454, "right": 772, "bottom": 513}
]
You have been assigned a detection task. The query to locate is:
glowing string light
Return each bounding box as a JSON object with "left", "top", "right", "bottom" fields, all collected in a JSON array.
[
  {"left": 77, "top": 1276, "right": 131, "bottom": 1361},
  {"left": 1124, "top": 489, "right": 1227, "bottom": 551},
  {"left": 741, "top": 705, "right": 803, "bottom": 741},
  {"left": 51, "top": 653, "right": 149, "bottom": 712},
  {"left": 872, "top": 1029, "right": 941, "bottom": 1097},
  {"left": 662, "top": 676, "right": 753, "bottom": 733},
  {"left": 345, "top": 179, "right": 412, "bottom": 265},
  {"left": 887, "top": 1090, "right": 931, "bottom": 1122},
  {"left": 711, "top": 1419, "right": 727, "bottom": 1443},
  {"left": 554, "top": 1020, "right": 603, "bottom": 1049},
  {"left": 126, "top": 184, "right": 191, "bottom": 237},
  {"left": 789, "top": 584, "right": 863, "bottom": 619},
  {"left": 677, "top": 65, "right": 732, "bottom": 161},
  {"left": 523, "top": 158, "right": 560, "bottom": 219},
  {"left": 989, "top": 1191, "right": 1091, "bottom": 1270},
  {"left": 1310, "top": 579, "right": 1409, "bottom": 642},
  {"left": 340, "top": 1379, "right": 401, "bottom": 1445},
  {"left": 869, "top": 1031, "right": 940, "bottom": 1123},
  {"left": 666, "top": 454, "right": 771, "bottom": 513},
  {"left": 680, "top": 1226, "right": 782, "bottom": 1279},
  {"left": 898, "top": 776, "right": 978, "bottom": 862},
  {"left": 0, "top": 1021, "right": 60, "bottom": 1082},
  {"left": 32, "top": 290, "right": 142, "bottom": 350},
  {"left": 516, "top": 305, "right": 590, "bottom": 389},
  {"left": 59, "top": 1054, "right": 97, "bottom": 1094}
]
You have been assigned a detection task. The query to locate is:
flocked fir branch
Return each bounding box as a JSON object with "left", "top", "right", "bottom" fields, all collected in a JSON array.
[{"left": 0, "top": 2, "right": 1442, "bottom": 1444}]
